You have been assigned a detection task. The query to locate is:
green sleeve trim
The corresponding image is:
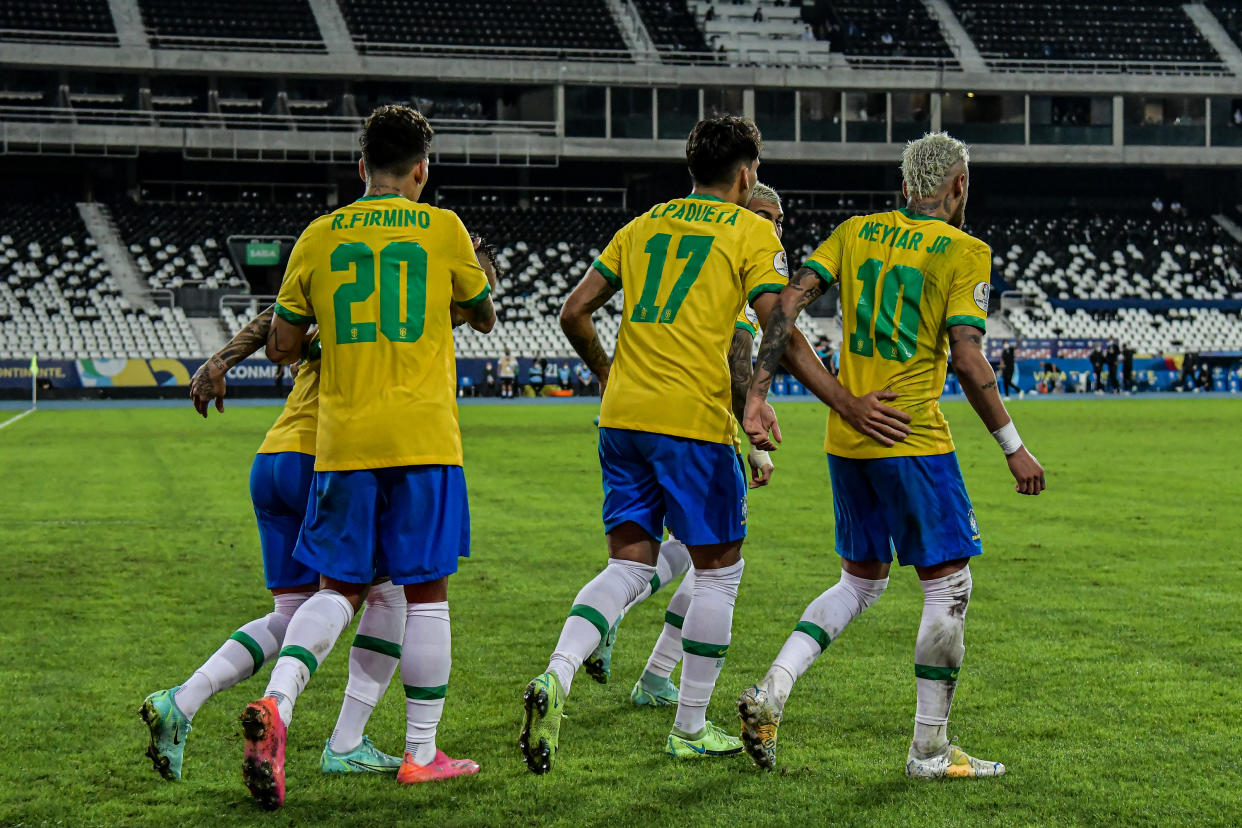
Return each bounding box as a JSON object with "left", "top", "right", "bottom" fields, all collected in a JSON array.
[
  {"left": 455, "top": 282, "right": 492, "bottom": 309},
  {"left": 664, "top": 610, "right": 685, "bottom": 629},
  {"left": 915, "top": 663, "right": 961, "bottom": 682},
  {"left": 747, "top": 283, "right": 784, "bottom": 306},
  {"left": 682, "top": 639, "right": 730, "bottom": 659},
  {"left": 307, "top": 339, "right": 322, "bottom": 361},
  {"left": 592, "top": 259, "right": 622, "bottom": 289},
  {"left": 229, "top": 631, "right": 266, "bottom": 676},
  {"left": 404, "top": 684, "right": 448, "bottom": 701},
  {"left": 278, "top": 644, "right": 319, "bottom": 677},
  {"left": 735, "top": 319, "right": 758, "bottom": 336},
  {"left": 274, "top": 303, "right": 314, "bottom": 325},
  {"left": 569, "top": 604, "right": 610, "bottom": 640},
  {"left": 793, "top": 620, "right": 831, "bottom": 651},
  {"left": 804, "top": 260, "right": 837, "bottom": 288},
  {"left": 947, "top": 314, "right": 987, "bottom": 332},
  {"left": 352, "top": 633, "right": 401, "bottom": 659}
]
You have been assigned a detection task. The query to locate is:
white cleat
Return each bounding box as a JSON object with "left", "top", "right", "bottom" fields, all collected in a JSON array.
[{"left": 905, "top": 741, "right": 1006, "bottom": 779}]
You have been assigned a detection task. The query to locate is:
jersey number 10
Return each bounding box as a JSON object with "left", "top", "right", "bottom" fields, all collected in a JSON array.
[
  {"left": 631, "top": 233, "right": 715, "bottom": 325},
  {"left": 331, "top": 241, "right": 427, "bottom": 345},
  {"left": 849, "top": 258, "right": 924, "bottom": 362}
]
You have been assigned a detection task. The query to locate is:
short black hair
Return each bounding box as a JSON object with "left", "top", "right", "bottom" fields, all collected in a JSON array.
[
  {"left": 685, "top": 116, "right": 763, "bottom": 188},
  {"left": 360, "top": 104, "right": 435, "bottom": 176}
]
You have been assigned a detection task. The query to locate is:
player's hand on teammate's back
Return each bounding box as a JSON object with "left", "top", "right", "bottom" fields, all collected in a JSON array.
[
  {"left": 743, "top": 396, "right": 782, "bottom": 451},
  {"left": 1006, "top": 446, "right": 1045, "bottom": 495},
  {"left": 189, "top": 362, "right": 227, "bottom": 418},
  {"left": 747, "top": 447, "right": 774, "bottom": 488},
  {"left": 841, "top": 390, "right": 912, "bottom": 447}
]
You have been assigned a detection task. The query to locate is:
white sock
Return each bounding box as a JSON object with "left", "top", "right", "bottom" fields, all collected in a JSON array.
[
  {"left": 546, "top": 558, "right": 656, "bottom": 695},
  {"left": 174, "top": 591, "right": 311, "bottom": 720},
  {"left": 767, "top": 571, "right": 888, "bottom": 710},
  {"left": 674, "top": 559, "right": 744, "bottom": 736},
  {"left": 329, "top": 580, "right": 406, "bottom": 754},
  {"left": 643, "top": 570, "right": 695, "bottom": 681},
  {"left": 621, "top": 537, "right": 692, "bottom": 616},
  {"left": 264, "top": 589, "right": 356, "bottom": 726},
  {"left": 402, "top": 601, "right": 451, "bottom": 766},
  {"left": 912, "top": 566, "right": 972, "bottom": 757}
]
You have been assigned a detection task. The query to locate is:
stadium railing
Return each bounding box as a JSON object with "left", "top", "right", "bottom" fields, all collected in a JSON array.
[
  {"left": 145, "top": 33, "right": 326, "bottom": 52},
  {"left": 984, "top": 58, "right": 1232, "bottom": 76},
  {"left": 0, "top": 28, "right": 118, "bottom": 46}
]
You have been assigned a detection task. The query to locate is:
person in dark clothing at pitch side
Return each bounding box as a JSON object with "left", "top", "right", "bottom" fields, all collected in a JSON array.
[
  {"left": 1180, "top": 352, "right": 1198, "bottom": 391},
  {"left": 482, "top": 361, "right": 497, "bottom": 397},
  {"left": 1121, "top": 343, "right": 1134, "bottom": 393},
  {"left": 1196, "top": 359, "right": 1214, "bottom": 391},
  {"left": 1089, "top": 345, "right": 1105, "bottom": 392},
  {"left": 1000, "top": 341, "right": 1017, "bottom": 397},
  {"left": 1106, "top": 340, "right": 1120, "bottom": 393}
]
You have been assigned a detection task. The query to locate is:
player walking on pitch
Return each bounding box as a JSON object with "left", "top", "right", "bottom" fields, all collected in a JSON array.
[
  {"left": 240, "top": 105, "right": 496, "bottom": 809},
  {"left": 737, "top": 132, "right": 1045, "bottom": 778},
  {"left": 519, "top": 117, "right": 911, "bottom": 772}
]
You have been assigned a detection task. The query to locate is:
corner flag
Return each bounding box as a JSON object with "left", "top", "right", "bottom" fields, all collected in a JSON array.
[{"left": 29, "top": 354, "right": 38, "bottom": 377}]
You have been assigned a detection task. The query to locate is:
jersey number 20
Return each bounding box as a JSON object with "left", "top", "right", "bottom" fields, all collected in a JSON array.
[
  {"left": 849, "top": 258, "right": 924, "bottom": 362},
  {"left": 331, "top": 241, "right": 427, "bottom": 345}
]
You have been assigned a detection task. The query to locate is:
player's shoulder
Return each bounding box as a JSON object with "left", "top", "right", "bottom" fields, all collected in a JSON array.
[{"left": 946, "top": 223, "right": 989, "bottom": 256}]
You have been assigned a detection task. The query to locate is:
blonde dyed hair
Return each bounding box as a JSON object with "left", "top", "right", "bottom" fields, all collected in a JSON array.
[
  {"left": 900, "top": 132, "right": 969, "bottom": 200},
  {"left": 749, "top": 181, "right": 781, "bottom": 209}
]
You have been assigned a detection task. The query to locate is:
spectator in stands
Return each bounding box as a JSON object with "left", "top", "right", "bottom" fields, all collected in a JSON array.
[
  {"left": 557, "top": 362, "right": 571, "bottom": 390},
  {"left": 483, "top": 361, "right": 497, "bottom": 397},
  {"left": 1233, "top": 106, "right": 1242, "bottom": 127},
  {"left": 574, "top": 361, "right": 596, "bottom": 396},
  {"left": 1151, "top": 196, "right": 1165, "bottom": 214},
  {"left": 880, "top": 31, "right": 894, "bottom": 47},
  {"left": 1001, "top": 341, "right": 1017, "bottom": 398},
  {"left": 705, "top": 5, "right": 715, "bottom": 23},
  {"left": 800, "top": 24, "right": 815, "bottom": 42},
  {"left": 1089, "top": 345, "right": 1106, "bottom": 392},
  {"left": 498, "top": 348, "right": 517, "bottom": 398},
  {"left": 753, "top": 6, "right": 764, "bottom": 23},
  {"left": 1122, "top": 343, "right": 1135, "bottom": 393},
  {"left": 1106, "top": 340, "right": 1120, "bottom": 393}
]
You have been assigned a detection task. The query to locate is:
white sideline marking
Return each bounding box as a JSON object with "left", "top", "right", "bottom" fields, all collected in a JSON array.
[{"left": 0, "top": 408, "right": 34, "bottom": 431}]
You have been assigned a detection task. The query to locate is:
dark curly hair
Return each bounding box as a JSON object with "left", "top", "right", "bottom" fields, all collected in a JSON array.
[
  {"left": 685, "top": 116, "right": 763, "bottom": 188},
  {"left": 360, "top": 104, "right": 435, "bottom": 176}
]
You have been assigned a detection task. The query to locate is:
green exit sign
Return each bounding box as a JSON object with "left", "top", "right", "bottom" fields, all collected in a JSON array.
[{"left": 246, "top": 242, "right": 282, "bottom": 265}]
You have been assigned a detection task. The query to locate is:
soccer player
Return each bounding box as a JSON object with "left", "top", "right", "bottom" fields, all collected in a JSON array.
[
  {"left": 241, "top": 105, "right": 496, "bottom": 809},
  {"left": 140, "top": 315, "right": 409, "bottom": 781},
  {"left": 736, "top": 132, "right": 1045, "bottom": 778},
  {"left": 519, "top": 117, "right": 911, "bottom": 773}
]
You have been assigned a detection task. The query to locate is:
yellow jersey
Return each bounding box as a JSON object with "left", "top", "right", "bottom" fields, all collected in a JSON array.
[
  {"left": 804, "top": 208, "right": 991, "bottom": 459},
  {"left": 257, "top": 357, "right": 319, "bottom": 456},
  {"left": 275, "top": 194, "right": 491, "bottom": 471},
  {"left": 594, "top": 193, "right": 787, "bottom": 445}
]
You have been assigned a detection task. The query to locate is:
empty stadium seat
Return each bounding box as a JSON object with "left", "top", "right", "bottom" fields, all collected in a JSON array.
[{"left": 136, "top": 0, "right": 325, "bottom": 49}]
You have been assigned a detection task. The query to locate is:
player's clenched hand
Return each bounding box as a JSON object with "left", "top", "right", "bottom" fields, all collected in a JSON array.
[
  {"left": 842, "top": 390, "right": 911, "bottom": 447},
  {"left": 189, "top": 360, "right": 227, "bottom": 418},
  {"left": 747, "top": 447, "right": 774, "bottom": 488},
  {"left": 1006, "top": 446, "right": 1045, "bottom": 495},
  {"left": 743, "top": 395, "right": 782, "bottom": 451}
]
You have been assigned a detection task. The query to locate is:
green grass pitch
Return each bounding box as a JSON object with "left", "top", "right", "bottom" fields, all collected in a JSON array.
[{"left": 1, "top": 398, "right": 1240, "bottom": 827}]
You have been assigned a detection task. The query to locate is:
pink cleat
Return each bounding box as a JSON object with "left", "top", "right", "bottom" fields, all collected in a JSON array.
[
  {"left": 240, "top": 698, "right": 287, "bottom": 810},
  {"left": 396, "top": 750, "right": 480, "bottom": 784}
]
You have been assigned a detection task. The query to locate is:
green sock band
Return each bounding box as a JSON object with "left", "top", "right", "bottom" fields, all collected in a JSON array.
[
  {"left": 682, "top": 639, "right": 729, "bottom": 659},
  {"left": 569, "top": 604, "right": 610, "bottom": 640},
  {"left": 404, "top": 684, "right": 448, "bottom": 701},
  {"left": 352, "top": 634, "right": 401, "bottom": 659},
  {"left": 914, "top": 663, "right": 961, "bottom": 682},
  {"left": 793, "top": 620, "right": 831, "bottom": 652},
  {"left": 664, "top": 610, "right": 685, "bottom": 629},
  {"left": 229, "top": 631, "right": 265, "bottom": 676},
  {"left": 279, "top": 644, "right": 319, "bottom": 677}
]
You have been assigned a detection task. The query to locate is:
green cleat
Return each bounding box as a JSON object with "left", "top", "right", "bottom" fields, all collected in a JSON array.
[
  {"left": 320, "top": 735, "right": 403, "bottom": 774},
  {"left": 630, "top": 673, "right": 679, "bottom": 707},
  {"left": 665, "top": 720, "right": 744, "bottom": 759},
  {"left": 138, "top": 687, "right": 191, "bottom": 781},
  {"left": 519, "top": 672, "right": 566, "bottom": 775},
  {"left": 583, "top": 621, "right": 618, "bottom": 685}
]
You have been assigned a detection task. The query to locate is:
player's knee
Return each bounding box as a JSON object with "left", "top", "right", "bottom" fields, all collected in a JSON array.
[
  {"left": 271, "top": 589, "right": 313, "bottom": 618},
  {"left": 839, "top": 569, "right": 888, "bottom": 613}
]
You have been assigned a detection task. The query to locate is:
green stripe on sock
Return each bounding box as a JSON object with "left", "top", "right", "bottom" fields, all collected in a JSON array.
[
  {"left": 279, "top": 644, "right": 319, "bottom": 677},
  {"left": 664, "top": 610, "right": 685, "bottom": 629},
  {"left": 404, "top": 684, "right": 448, "bottom": 700},
  {"left": 682, "top": 639, "right": 729, "bottom": 659},
  {"left": 569, "top": 604, "right": 610, "bottom": 640},
  {"left": 229, "top": 631, "right": 265, "bottom": 676},
  {"left": 915, "top": 663, "right": 961, "bottom": 682},
  {"left": 793, "top": 620, "right": 831, "bottom": 652},
  {"left": 352, "top": 634, "right": 401, "bottom": 659},
  {"left": 649, "top": 573, "right": 662, "bottom": 594}
]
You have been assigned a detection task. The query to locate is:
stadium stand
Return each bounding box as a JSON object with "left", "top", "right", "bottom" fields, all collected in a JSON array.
[
  {"left": 948, "top": 0, "right": 1220, "bottom": 64},
  {"left": 136, "top": 0, "right": 325, "bottom": 50},
  {"left": 826, "top": 0, "right": 953, "bottom": 60},
  {"left": 634, "top": 0, "right": 711, "bottom": 52},
  {"left": 0, "top": 0, "right": 116, "bottom": 44},
  {"left": 0, "top": 201, "right": 199, "bottom": 360},
  {"left": 338, "top": 0, "right": 628, "bottom": 53},
  {"left": 688, "top": 1, "right": 834, "bottom": 67},
  {"left": 1206, "top": 1, "right": 1242, "bottom": 50}
]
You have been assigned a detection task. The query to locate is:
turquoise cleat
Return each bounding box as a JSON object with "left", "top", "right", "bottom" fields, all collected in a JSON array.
[
  {"left": 583, "top": 621, "right": 619, "bottom": 685},
  {"left": 320, "top": 735, "right": 404, "bottom": 774},
  {"left": 139, "top": 687, "right": 191, "bottom": 781},
  {"left": 631, "top": 672, "right": 679, "bottom": 707}
]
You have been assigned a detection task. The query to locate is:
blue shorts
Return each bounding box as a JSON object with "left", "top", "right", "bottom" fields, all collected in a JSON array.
[
  {"left": 599, "top": 427, "right": 746, "bottom": 547},
  {"left": 828, "top": 452, "right": 982, "bottom": 568},
  {"left": 250, "top": 452, "right": 319, "bottom": 590},
  {"left": 293, "top": 465, "right": 470, "bottom": 586}
]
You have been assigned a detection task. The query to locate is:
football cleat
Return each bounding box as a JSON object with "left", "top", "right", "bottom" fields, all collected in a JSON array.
[
  {"left": 737, "top": 684, "right": 782, "bottom": 770},
  {"left": 319, "top": 735, "right": 403, "bottom": 774},
  {"left": 630, "top": 674, "right": 679, "bottom": 707},
  {"left": 665, "top": 721, "right": 744, "bottom": 759},
  {"left": 397, "top": 749, "right": 480, "bottom": 784},
  {"left": 138, "top": 687, "right": 192, "bottom": 781},
  {"left": 905, "top": 741, "right": 1006, "bottom": 779},
  {"left": 519, "top": 672, "right": 566, "bottom": 775},
  {"left": 241, "top": 697, "right": 287, "bottom": 810},
  {"left": 583, "top": 621, "right": 618, "bottom": 685}
]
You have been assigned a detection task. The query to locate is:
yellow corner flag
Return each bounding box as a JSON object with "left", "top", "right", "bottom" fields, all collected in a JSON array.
[{"left": 29, "top": 354, "right": 38, "bottom": 377}]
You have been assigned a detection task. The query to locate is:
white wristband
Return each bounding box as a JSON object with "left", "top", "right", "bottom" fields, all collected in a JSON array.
[
  {"left": 748, "top": 447, "right": 772, "bottom": 469},
  {"left": 991, "top": 421, "right": 1023, "bottom": 456}
]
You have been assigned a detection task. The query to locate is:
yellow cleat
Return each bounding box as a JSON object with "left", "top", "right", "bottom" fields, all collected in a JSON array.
[{"left": 737, "top": 684, "right": 781, "bottom": 770}]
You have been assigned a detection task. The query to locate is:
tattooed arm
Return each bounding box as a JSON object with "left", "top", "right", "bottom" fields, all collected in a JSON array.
[
  {"left": 728, "top": 327, "right": 754, "bottom": 430},
  {"left": 189, "top": 305, "right": 274, "bottom": 418},
  {"left": 453, "top": 234, "right": 501, "bottom": 330},
  {"left": 559, "top": 269, "right": 617, "bottom": 392},
  {"left": 266, "top": 314, "right": 311, "bottom": 365},
  {"left": 950, "top": 324, "right": 1045, "bottom": 494}
]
